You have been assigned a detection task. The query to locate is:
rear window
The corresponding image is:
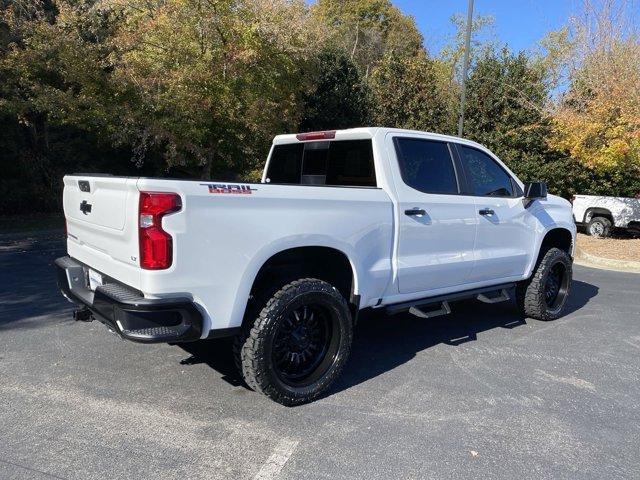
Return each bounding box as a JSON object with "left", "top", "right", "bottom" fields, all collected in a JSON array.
[{"left": 265, "top": 139, "right": 376, "bottom": 187}]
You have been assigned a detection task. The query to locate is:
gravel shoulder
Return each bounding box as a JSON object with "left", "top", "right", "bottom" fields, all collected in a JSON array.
[{"left": 576, "top": 233, "right": 640, "bottom": 262}]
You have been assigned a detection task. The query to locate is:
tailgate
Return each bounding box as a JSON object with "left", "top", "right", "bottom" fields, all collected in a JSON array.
[{"left": 63, "top": 175, "right": 141, "bottom": 289}]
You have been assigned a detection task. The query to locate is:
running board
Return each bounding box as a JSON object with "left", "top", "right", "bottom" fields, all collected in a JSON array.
[
  {"left": 477, "top": 288, "right": 510, "bottom": 304},
  {"left": 409, "top": 301, "right": 451, "bottom": 319},
  {"left": 385, "top": 283, "right": 515, "bottom": 316}
]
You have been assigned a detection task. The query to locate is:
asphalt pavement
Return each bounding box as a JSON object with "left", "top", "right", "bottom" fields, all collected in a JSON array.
[{"left": 1, "top": 232, "right": 639, "bottom": 480}]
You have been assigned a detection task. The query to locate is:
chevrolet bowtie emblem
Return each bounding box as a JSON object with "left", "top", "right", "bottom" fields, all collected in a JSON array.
[{"left": 80, "top": 200, "right": 92, "bottom": 215}]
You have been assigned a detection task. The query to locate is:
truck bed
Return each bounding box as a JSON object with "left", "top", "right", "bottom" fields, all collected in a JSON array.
[{"left": 64, "top": 175, "right": 394, "bottom": 333}]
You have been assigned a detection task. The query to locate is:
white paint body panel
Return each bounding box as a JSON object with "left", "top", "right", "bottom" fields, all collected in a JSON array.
[
  {"left": 572, "top": 195, "right": 640, "bottom": 228},
  {"left": 63, "top": 127, "right": 577, "bottom": 337},
  {"left": 470, "top": 195, "right": 534, "bottom": 282}
]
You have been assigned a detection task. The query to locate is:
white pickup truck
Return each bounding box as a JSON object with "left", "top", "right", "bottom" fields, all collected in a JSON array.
[
  {"left": 572, "top": 194, "right": 640, "bottom": 237},
  {"left": 56, "top": 128, "right": 576, "bottom": 405}
]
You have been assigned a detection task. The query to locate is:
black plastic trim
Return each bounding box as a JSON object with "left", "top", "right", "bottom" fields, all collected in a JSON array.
[
  {"left": 205, "top": 327, "right": 241, "bottom": 339},
  {"left": 385, "top": 282, "right": 515, "bottom": 315},
  {"left": 55, "top": 256, "right": 203, "bottom": 343}
]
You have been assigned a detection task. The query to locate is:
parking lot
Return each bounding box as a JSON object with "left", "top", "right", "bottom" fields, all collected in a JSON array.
[{"left": 1, "top": 232, "right": 639, "bottom": 480}]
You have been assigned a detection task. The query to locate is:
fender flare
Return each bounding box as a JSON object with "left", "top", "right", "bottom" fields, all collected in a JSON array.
[
  {"left": 227, "top": 236, "right": 361, "bottom": 328},
  {"left": 583, "top": 207, "right": 613, "bottom": 224}
]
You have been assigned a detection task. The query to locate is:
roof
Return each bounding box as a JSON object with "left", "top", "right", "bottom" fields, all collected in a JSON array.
[{"left": 272, "top": 127, "right": 485, "bottom": 150}]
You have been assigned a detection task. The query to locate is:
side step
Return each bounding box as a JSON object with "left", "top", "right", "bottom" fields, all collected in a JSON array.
[
  {"left": 385, "top": 283, "right": 515, "bottom": 318},
  {"left": 409, "top": 301, "right": 451, "bottom": 319},
  {"left": 477, "top": 288, "right": 510, "bottom": 304}
]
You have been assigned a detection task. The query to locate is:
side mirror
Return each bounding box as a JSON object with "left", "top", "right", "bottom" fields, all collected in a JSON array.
[
  {"left": 523, "top": 182, "right": 547, "bottom": 208},
  {"left": 524, "top": 181, "right": 547, "bottom": 200}
]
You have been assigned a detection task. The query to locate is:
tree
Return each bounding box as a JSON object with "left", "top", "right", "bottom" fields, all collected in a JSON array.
[
  {"left": 311, "top": 0, "right": 423, "bottom": 75},
  {"left": 439, "top": 12, "right": 495, "bottom": 84},
  {"left": 298, "top": 49, "right": 371, "bottom": 132},
  {"left": 546, "top": 0, "right": 640, "bottom": 174},
  {"left": 462, "top": 48, "right": 559, "bottom": 185},
  {"left": 460, "top": 47, "right": 600, "bottom": 198},
  {"left": 1, "top": 0, "right": 318, "bottom": 183},
  {"left": 105, "top": 0, "right": 315, "bottom": 178},
  {"left": 369, "top": 52, "right": 453, "bottom": 133},
  {"left": 0, "top": 0, "right": 124, "bottom": 210}
]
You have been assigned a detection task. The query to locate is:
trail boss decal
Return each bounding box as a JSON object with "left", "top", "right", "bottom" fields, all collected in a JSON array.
[{"left": 201, "top": 183, "right": 257, "bottom": 194}]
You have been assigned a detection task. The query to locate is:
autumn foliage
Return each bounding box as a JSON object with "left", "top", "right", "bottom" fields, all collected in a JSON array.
[{"left": 0, "top": 0, "right": 639, "bottom": 214}]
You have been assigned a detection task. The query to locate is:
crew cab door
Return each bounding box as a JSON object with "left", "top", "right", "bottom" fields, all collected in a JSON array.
[
  {"left": 453, "top": 144, "right": 534, "bottom": 282},
  {"left": 389, "top": 135, "right": 477, "bottom": 294}
]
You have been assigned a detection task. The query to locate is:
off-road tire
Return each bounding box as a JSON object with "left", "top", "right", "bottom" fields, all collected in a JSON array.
[
  {"left": 516, "top": 247, "right": 572, "bottom": 321},
  {"left": 234, "top": 278, "right": 353, "bottom": 406},
  {"left": 587, "top": 216, "right": 612, "bottom": 238}
]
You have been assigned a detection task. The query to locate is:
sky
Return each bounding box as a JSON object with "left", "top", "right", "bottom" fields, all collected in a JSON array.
[{"left": 393, "top": 0, "right": 576, "bottom": 55}]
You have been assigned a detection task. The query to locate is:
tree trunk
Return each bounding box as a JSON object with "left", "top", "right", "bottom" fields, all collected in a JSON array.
[
  {"left": 201, "top": 148, "right": 215, "bottom": 180},
  {"left": 25, "top": 112, "right": 57, "bottom": 209}
]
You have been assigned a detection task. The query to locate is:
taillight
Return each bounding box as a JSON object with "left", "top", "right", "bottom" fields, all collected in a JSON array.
[
  {"left": 296, "top": 131, "right": 336, "bottom": 141},
  {"left": 139, "top": 192, "right": 181, "bottom": 270}
]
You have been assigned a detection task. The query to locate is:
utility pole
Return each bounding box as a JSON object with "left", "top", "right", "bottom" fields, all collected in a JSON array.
[{"left": 457, "top": 0, "right": 474, "bottom": 137}]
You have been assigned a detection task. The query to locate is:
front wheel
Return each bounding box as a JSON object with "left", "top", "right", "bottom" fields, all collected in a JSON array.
[
  {"left": 516, "top": 247, "right": 572, "bottom": 321},
  {"left": 235, "top": 278, "right": 353, "bottom": 406}
]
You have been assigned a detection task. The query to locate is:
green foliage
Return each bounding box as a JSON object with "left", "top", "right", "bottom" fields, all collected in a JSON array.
[
  {"left": 463, "top": 48, "right": 563, "bottom": 190},
  {"left": 464, "top": 49, "right": 550, "bottom": 158},
  {"left": 311, "top": 0, "right": 423, "bottom": 74},
  {"left": 299, "top": 49, "right": 372, "bottom": 132},
  {"left": 439, "top": 13, "right": 495, "bottom": 83},
  {"left": 370, "top": 52, "right": 454, "bottom": 134},
  {"left": 106, "top": 0, "right": 314, "bottom": 178},
  {"left": 0, "top": 0, "right": 637, "bottom": 215}
]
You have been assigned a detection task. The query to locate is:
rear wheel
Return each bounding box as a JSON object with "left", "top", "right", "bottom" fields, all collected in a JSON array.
[
  {"left": 235, "top": 278, "right": 353, "bottom": 406},
  {"left": 587, "top": 216, "right": 612, "bottom": 238},
  {"left": 516, "top": 247, "right": 572, "bottom": 321}
]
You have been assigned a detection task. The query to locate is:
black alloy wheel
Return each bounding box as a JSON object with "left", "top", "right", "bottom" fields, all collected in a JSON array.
[
  {"left": 235, "top": 278, "right": 353, "bottom": 406},
  {"left": 272, "top": 303, "right": 337, "bottom": 387},
  {"left": 516, "top": 247, "right": 573, "bottom": 321}
]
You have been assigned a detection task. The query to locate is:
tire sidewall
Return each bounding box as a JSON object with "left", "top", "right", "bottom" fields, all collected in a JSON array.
[
  {"left": 537, "top": 249, "right": 572, "bottom": 319},
  {"left": 249, "top": 279, "right": 353, "bottom": 404}
]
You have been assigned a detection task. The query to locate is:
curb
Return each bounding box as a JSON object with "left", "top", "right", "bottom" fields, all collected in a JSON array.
[{"left": 574, "top": 246, "right": 640, "bottom": 274}]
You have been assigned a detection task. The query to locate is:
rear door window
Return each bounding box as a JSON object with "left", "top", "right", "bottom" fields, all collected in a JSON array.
[
  {"left": 393, "top": 137, "right": 459, "bottom": 195},
  {"left": 266, "top": 139, "right": 376, "bottom": 187}
]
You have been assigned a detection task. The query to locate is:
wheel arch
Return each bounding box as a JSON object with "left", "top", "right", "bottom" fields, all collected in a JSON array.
[
  {"left": 251, "top": 246, "right": 357, "bottom": 299},
  {"left": 539, "top": 228, "right": 574, "bottom": 256},
  {"left": 524, "top": 226, "right": 574, "bottom": 285},
  {"left": 237, "top": 243, "right": 361, "bottom": 328},
  {"left": 584, "top": 207, "right": 613, "bottom": 224}
]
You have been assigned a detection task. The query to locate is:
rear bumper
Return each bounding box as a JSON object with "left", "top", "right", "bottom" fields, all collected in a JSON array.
[{"left": 55, "top": 256, "right": 203, "bottom": 343}]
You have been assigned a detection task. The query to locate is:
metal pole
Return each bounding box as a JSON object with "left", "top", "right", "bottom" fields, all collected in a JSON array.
[{"left": 457, "top": 0, "right": 474, "bottom": 137}]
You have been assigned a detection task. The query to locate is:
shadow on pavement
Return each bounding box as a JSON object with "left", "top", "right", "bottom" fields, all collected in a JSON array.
[
  {"left": 177, "top": 280, "right": 599, "bottom": 397},
  {"left": 0, "top": 232, "right": 71, "bottom": 330}
]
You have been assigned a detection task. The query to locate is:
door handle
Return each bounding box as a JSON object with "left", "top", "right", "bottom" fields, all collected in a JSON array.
[
  {"left": 405, "top": 208, "right": 426, "bottom": 217},
  {"left": 479, "top": 208, "right": 495, "bottom": 216}
]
